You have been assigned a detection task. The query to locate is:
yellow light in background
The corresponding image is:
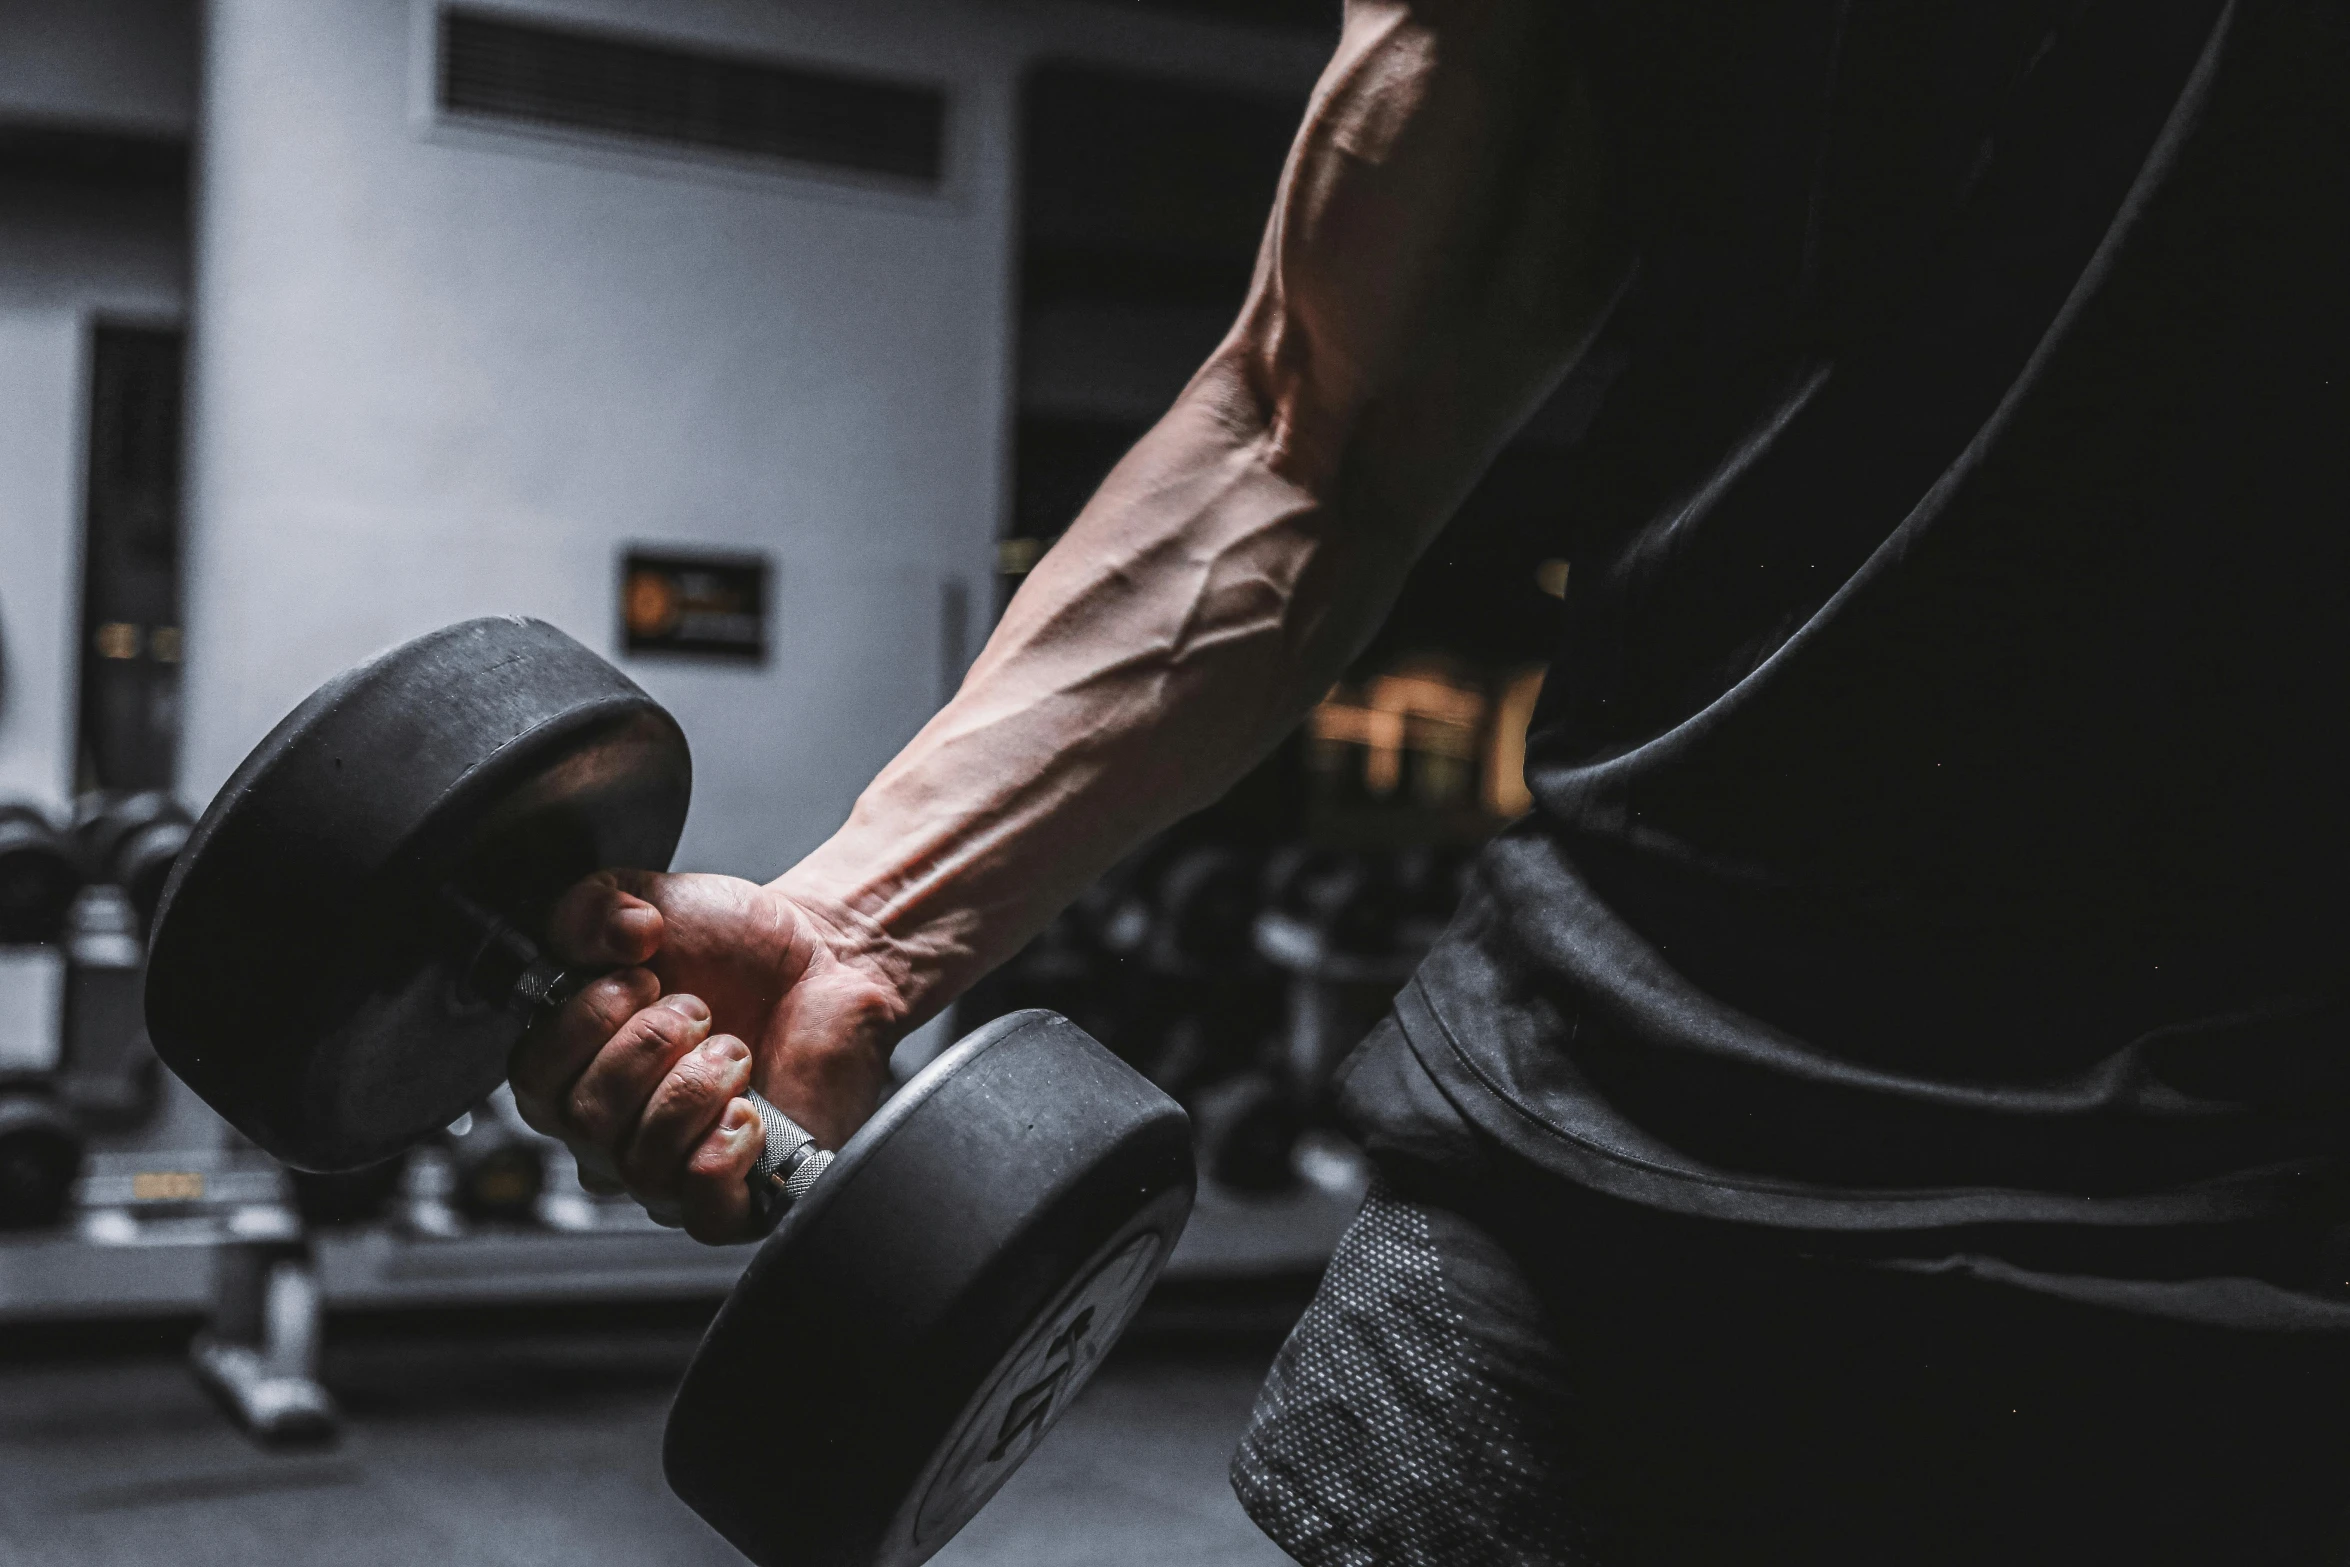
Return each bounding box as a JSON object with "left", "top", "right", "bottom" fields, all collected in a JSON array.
[
  {"left": 1485, "top": 666, "right": 1546, "bottom": 818},
  {"left": 1366, "top": 671, "right": 1485, "bottom": 730},
  {"left": 149, "top": 626, "right": 182, "bottom": 663},
  {"left": 1310, "top": 700, "right": 1407, "bottom": 794},
  {"left": 1310, "top": 659, "right": 1551, "bottom": 819},
  {"left": 1364, "top": 670, "right": 1484, "bottom": 805},
  {"left": 1534, "top": 559, "right": 1571, "bottom": 599},
  {"left": 997, "top": 536, "right": 1044, "bottom": 576},
  {"left": 131, "top": 1171, "right": 204, "bottom": 1201},
  {"left": 94, "top": 622, "right": 140, "bottom": 659}
]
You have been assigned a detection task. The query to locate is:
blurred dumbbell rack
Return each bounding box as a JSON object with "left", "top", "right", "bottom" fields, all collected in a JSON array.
[{"left": 1, "top": 1015, "right": 1364, "bottom": 1324}]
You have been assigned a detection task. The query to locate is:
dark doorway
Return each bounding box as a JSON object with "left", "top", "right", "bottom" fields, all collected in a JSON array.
[{"left": 77, "top": 325, "right": 185, "bottom": 794}]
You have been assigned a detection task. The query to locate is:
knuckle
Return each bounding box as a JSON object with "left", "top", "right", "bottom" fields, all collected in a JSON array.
[
  {"left": 622, "top": 1004, "right": 703, "bottom": 1064},
  {"left": 565, "top": 1056, "right": 635, "bottom": 1141},
  {"left": 570, "top": 1010, "right": 700, "bottom": 1133},
  {"left": 690, "top": 1116, "right": 755, "bottom": 1181},
  {"left": 641, "top": 1079, "right": 708, "bottom": 1140},
  {"left": 667, "top": 1044, "right": 739, "bottom": 1101},
  {"left": 620, "top": 1057, "right": 736, "bottom": 1185},
  {"left": 637, "top": 1011, "right": 693, "bottom": 1055},
  {"left": 517, "top": 973, "right": 651, "bottom": 1100},
  {"left": 562, "top": 1090, "right": 613, "bottom": 1145},
  {"left": 583, "top": 972, "right": 657, "bottom": 1035}
]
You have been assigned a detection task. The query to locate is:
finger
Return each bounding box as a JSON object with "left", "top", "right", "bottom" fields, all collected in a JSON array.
[
  {"left": 677, "top": 1099, "right": 762, "bottom": 1244},
  {"left": 546, "top": 870, "right": 664, "bottom": 967},
  {"left": 619, "top": 1033, "right": 753, "bottom": 1198},
  {"left": 571, "top": 1145, "right": 627, "bottom": 1197},
  {"left": 564, "top": 993, "right": 712, "bottom": 1152},
  {"left": 571, "top": 1140, "right": 675, "bottom": 1215},
  {"left": 509, "top": 967, "right": 660, "bottom": 1129}
]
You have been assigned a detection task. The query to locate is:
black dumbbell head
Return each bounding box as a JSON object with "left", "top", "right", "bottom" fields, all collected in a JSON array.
[
  {"left": 73, "top": 791, "right": 194, "bottom": 923},
  {"left": 116, "top": 817, "right": 192, "bottom": 925},
  {"left": 0, "top": 1081, "right": 85, "bottom": 1230},
  {"left": 1191, "top": 1070, "right": 1302, "bottom": 1193},
  {"left": 445, "top": 1115, "right": 547, "bottom": 1223},
  {"left": 666, "top": 1011, "right": 1194, "bottom": 1567},
  {"left": 73, "top": 788, "right": 178, "bottom": 864},
  {"left": 0, "top": 803, "right": 83, "bottom": 945},
  {"left": 144, "top": 617, "right": 691, "bottom": 1171},
  {"left": 1149, "top": 845, "right": 1260, "bottom": 974}
]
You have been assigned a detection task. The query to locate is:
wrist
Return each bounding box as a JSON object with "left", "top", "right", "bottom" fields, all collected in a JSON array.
[{"left": 769, "top": 855, "right": 935, "bottom": 1035}]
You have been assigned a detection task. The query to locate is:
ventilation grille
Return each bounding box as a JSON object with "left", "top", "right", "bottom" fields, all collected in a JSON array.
[{"left": 439, "top": 9, "right": 946, "bottom": 184}]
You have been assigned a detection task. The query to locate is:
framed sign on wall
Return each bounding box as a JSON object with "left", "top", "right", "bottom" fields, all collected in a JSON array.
[{"left": 620, "top": 548, "right": 769, "bottom": 662}]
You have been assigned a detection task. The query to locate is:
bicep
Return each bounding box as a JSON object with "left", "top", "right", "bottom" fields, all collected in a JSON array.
[{"left": 1230, "top": 0, "right": 1620, "bottom": 500}]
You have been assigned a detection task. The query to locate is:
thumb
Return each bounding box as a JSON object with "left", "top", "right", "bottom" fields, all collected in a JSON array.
[{"left": 547, "top": 870, "right": 664, "bottom": 966}]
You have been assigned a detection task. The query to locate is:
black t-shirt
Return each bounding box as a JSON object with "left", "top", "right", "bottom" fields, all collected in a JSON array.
[{"left": 1387, "top": 0, "right": 2350, "bottom": 1322}]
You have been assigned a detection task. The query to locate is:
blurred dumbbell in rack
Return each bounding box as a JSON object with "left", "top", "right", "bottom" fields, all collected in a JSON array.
[
  {"left": 72, "top": 790, "right": 194, "bottom": 935},
  {"left": 1127, "top": 843, "right": 1316, "bottom": 1193},
  {"left": 0, "top": 1073, "right": 81, "bottom": 1232},
  {"left": 1, "top": 793, "right": 204, "bottom": 1235},
  {"left": 66, "top": 1140, "right": 336, "bottom": 1441},
  {"left": 966, "top": 835, "right": 1309, "bottom": 1188},
  {"left": 1250, "top": 842, "right": 1473, "bottom": 1164},
  {"left": 57, "top": 884, "right": 163, "bottom": 1128},
  {"left": 969, "top": 832, "right": 1425, "bottom": 1196},
  {"left": 956, "top": 854, "right": 1159, "bottom": 1067},
  {"left": 58, "top": 793, "right": 194, "bottom": 1127},
  {"left": 2, "top": 801, "right": 84, "bottom": 946},
  {"left": 394, "top": 1084, "right": 553, "bottom": 1238},
  {"left": 380, "top": 1083, "right": 695, "bottom": 1238},
  {"left": 1, "top": 801, "right": 88, "bottom": 1233}
]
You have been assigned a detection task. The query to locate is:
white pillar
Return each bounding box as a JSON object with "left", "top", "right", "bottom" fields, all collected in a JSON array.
[{"left": 0, "top": 310, "right": 84, "bottom": 806}]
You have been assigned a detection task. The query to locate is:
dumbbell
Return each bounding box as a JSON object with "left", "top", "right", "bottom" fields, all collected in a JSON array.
[
  {"left": 1189, "top": 1070, "right": 1301, "bottom": 1194},
  {"left": 0, "top": 1075, "right": 84, "bottom": 1230},
  {"left": 1, "top": 802, "right": 84, "bottom": 945},
  {"left": 442, "top": 1094, "right": 546, "bottom": 1224},
  {"left": 144, "top": 617, "right": 1194, "bottom": 1567},
  {"left": 1263, "top": 844, "right": 1408, "bottom": 957},
  {"left": 1146, "top": 844, "right": 1261, "bottom": 976},
  {"left": 58, "top": 883, "right": 164, "bottom": 1130},
  {"left": 73, "top": 790, "right": 193, "bottom": 928}
]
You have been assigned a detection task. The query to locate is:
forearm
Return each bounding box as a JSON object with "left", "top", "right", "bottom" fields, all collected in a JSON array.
[
  {"left": 780, "top": 359, "right": 1413, "bottom": 1020},
  {"left": 779, "top": 0, "right": 1615, "bottom": 1026}
]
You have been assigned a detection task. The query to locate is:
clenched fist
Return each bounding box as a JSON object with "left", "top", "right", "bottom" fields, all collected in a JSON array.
[{"left": 508, "top": 870, "right": 906, "bottom": 1242}]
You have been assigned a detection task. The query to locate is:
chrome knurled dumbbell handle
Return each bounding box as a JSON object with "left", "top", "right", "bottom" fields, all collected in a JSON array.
[{"left": 744, "top": 1092, "right": 835, "bottom": 1224}]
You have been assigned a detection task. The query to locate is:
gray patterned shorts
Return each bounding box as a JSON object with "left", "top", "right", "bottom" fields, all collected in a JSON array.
[
  {"left": 1227, "top": 1179, "right": 2350, "bottom": 1567},
  {"left": 1229, "top": 1182, "right": 1594, "bottom": 1567}
]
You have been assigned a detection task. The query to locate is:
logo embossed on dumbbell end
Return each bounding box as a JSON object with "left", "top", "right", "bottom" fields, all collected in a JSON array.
[{"left": 985, "top": 1305, "right": 1093, "bottom": 1462}]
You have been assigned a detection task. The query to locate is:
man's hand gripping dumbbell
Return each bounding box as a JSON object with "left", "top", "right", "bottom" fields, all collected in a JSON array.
[{"left": 510, "top": 870, "right": 900, "bottom": 1243}]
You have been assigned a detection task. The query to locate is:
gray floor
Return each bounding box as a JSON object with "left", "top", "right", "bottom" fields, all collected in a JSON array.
[{"left": 0, "top": 1317, "right": 1299, "bottom": 1567}]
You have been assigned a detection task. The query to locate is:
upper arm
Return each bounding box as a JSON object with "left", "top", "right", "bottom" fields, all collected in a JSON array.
[{"left": 1226, "top": 0, "right": 1624, "bottom": 505}]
